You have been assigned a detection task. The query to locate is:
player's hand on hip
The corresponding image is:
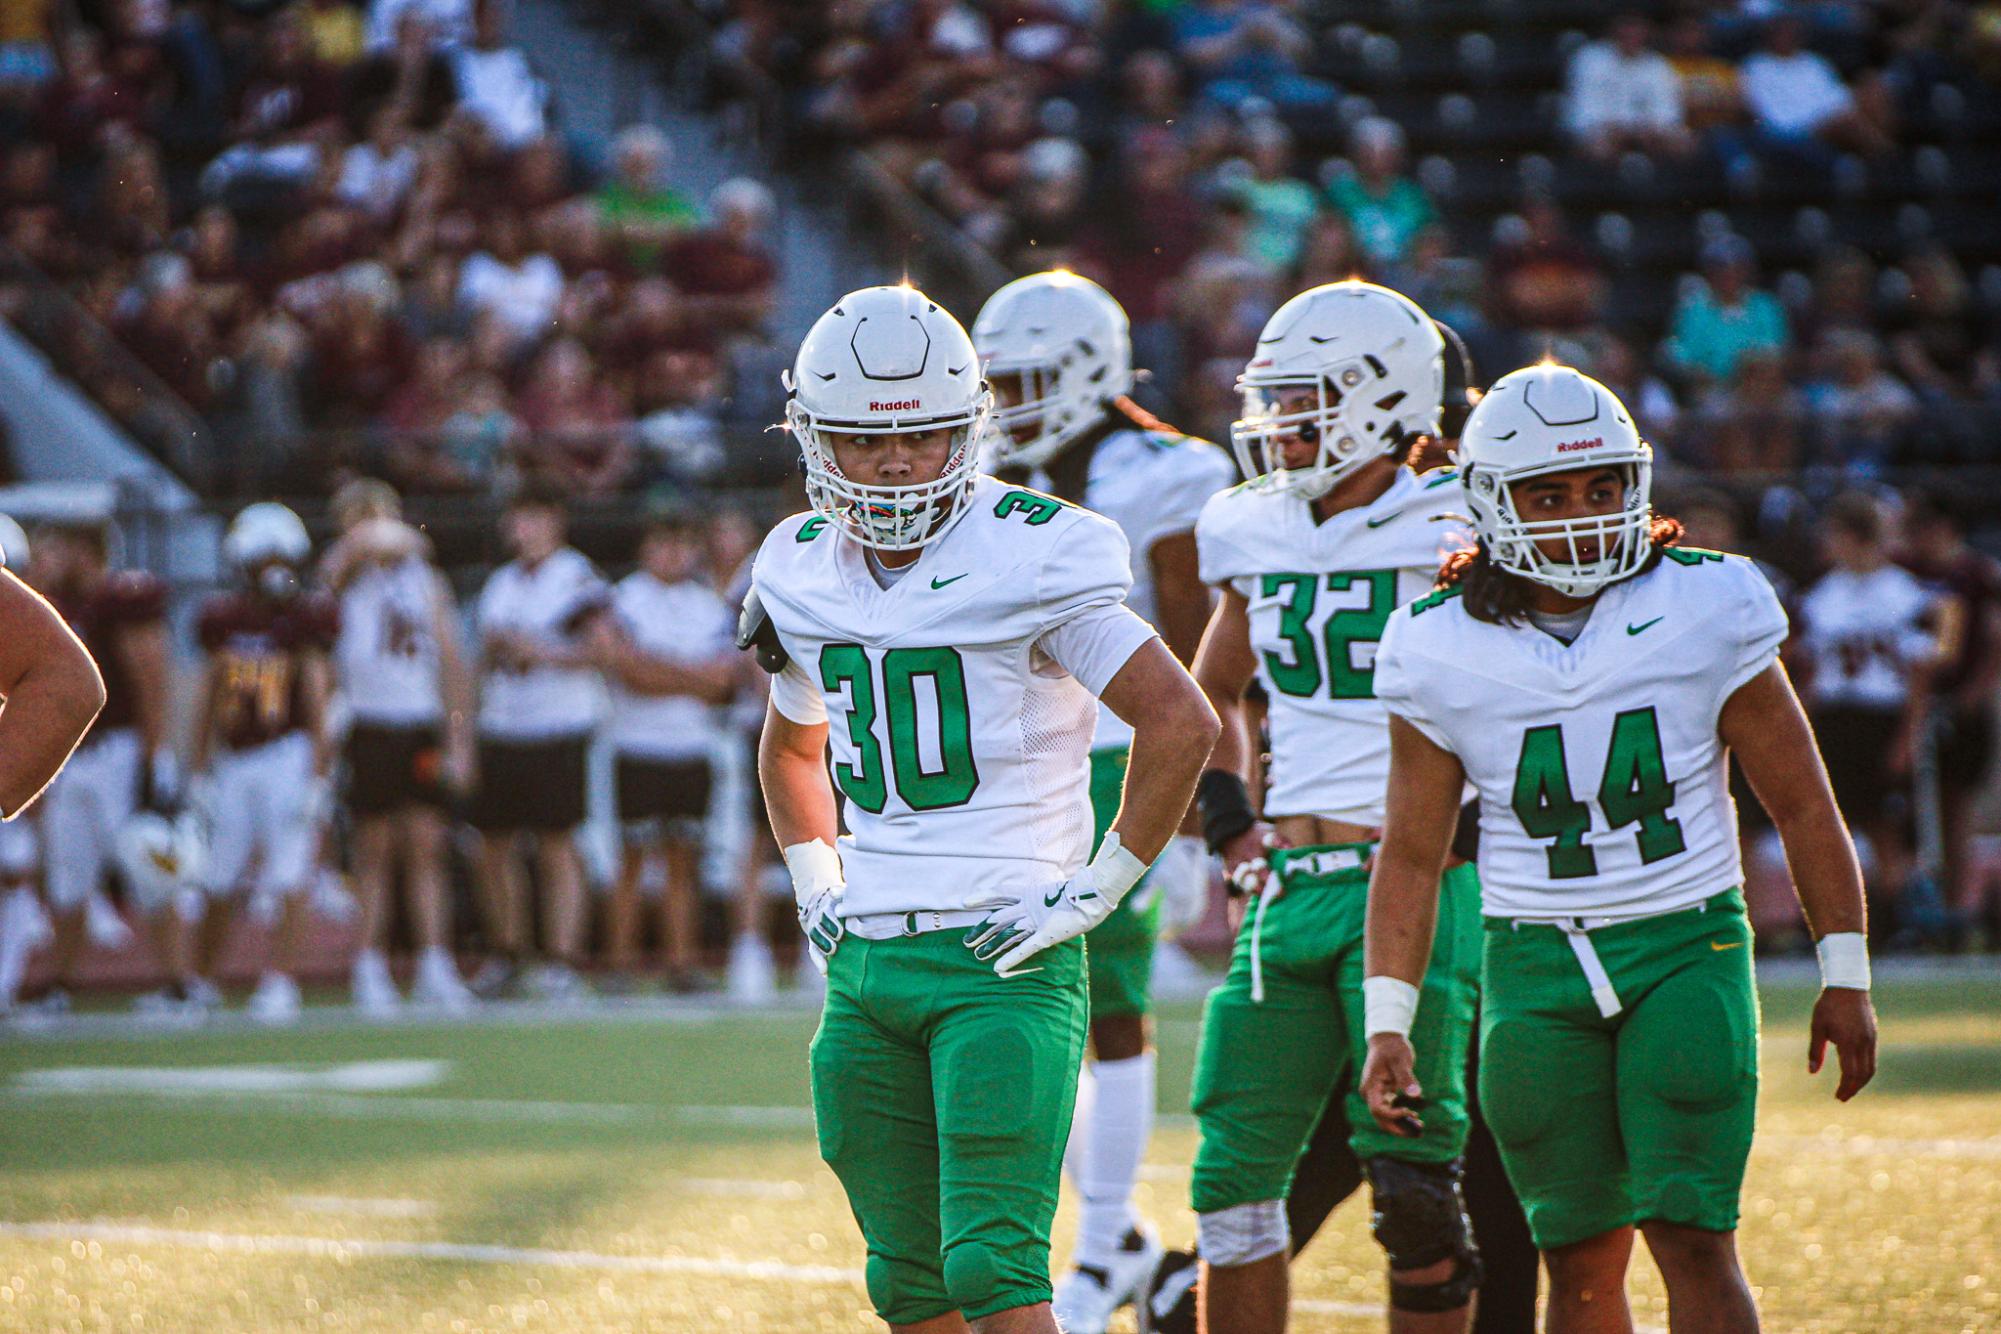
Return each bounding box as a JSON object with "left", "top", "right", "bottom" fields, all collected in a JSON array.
[
  {"left": 1148, "top": 834, "right": 1213, "bottom": 937},
  {"left": 965, "top": 833, "right": 1147, "bottom": 977},
  {"left": 1221, "top": 823, "right": 1286, "bottom": 932},
  {"left": 783, "top": 840, "right": 846, "bottom": 976},
  {"left": 1809, "top": 986, "right": 1878, "bottom": 1101},
  {"left": 1360, "top": 1033, "right": 1426, "bottom": 1138}
]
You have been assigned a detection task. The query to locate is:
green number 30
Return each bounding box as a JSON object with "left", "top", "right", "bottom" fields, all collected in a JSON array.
[{"left": 819, "top": 644, "right": 979, "bottom": 813}]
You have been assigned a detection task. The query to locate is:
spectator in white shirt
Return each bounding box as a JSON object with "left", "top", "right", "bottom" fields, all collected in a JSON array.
[
  {"left": 452, "top": 1, "right": 548, "bottom": 149},
  {"left": 1740, "top": 16, "right": 1894, "bottom": 157},
  {"left": 456, "top": 210, "right": 563, "bottom": 345},
  {"left": 597, "top": 509, "right": 737, "bottom": 992},
  {"left": 1565, "top": 13, "right": 1694, "bottom": 161},
  {"left": 334, "top": 108, "right": 420, "bottom": 221},
  {"left": 367, "top": 0, "right": 474, "bottom": 52},
  {"left": 468, "top": 489, "right": 611, "bottom": 1001}
]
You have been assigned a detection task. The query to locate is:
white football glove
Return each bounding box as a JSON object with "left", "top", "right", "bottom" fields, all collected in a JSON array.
[
  {"left": 1151, "top": 834, "right": 1214, "bottom": 938},
  {"left": 784, "top": 839, "right": 846, "bottom": 976},
  {"left": 965, "top": 833, "right": 1149, "bottom": 977}
]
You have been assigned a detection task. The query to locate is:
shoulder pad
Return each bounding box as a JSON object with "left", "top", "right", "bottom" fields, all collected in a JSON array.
[{"left": 736, "top": 584, "right": 790, "bottom": 674}]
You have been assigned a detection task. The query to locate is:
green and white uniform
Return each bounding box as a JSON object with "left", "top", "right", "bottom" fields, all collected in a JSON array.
[
  {"left": 1373, "top": 547, "right": 1789, "bottom": 1248},
  {"left": 1189, "top": 467, "right": 1484, "bottom": 1215},
  {"left": 1028, "top": 423, "right": 1234, "bottom": 1016},
  {"left": 754, "top": 475, "right": 1160, "bottom": 1323}
]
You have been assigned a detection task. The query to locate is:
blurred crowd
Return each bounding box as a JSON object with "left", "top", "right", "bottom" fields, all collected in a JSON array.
[
  {"left": 0, "top": 483, "right": 811, "bottom": 1018},
  {"left": 0, "top": 0, "right": 785, "bottom": 495},
  {"left": 715, "top": 0, "right": 2001, "bottom": 502}
]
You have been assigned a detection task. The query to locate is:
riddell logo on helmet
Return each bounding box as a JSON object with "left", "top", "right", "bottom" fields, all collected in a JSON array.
[
  {"left": 871, "top": 399, "right": 922, "bottom": 412},
  {"left": 1556, "top": 437, "right": 1603, "bottom": 452}
]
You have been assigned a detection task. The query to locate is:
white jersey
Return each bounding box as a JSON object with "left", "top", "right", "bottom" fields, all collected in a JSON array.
[
  {"left": 1797, "top": 566, "right": 1936, "bottom": 712},
  {"left": 1031, "top": 423, "right": 1235, "bottom": 751},
  {"left": 607, "top": 571, "right": 734, "bottom": 760},
  {"left": 1196, "top": 467, "right": 1471, "bottom": 825},
  {"left": 336, "top": 555, "right": 444, "bottom": 726},
  {"left": 474, "top": 547, "right": 609, "bottom": 740},
  {"left": 754, "top": 475, "right": 1159, "bottom": 918},
  {"left": 1374, "top": 548, "right": 1789, "bottom": 919}
]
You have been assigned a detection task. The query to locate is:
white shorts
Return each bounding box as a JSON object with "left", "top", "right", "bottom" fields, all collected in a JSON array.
[
  {"left": 42, "top": 728, "right": 141, "bottom": 910},
  {"left": 207, "top": 732, "right": 319, "bottom": 898}
]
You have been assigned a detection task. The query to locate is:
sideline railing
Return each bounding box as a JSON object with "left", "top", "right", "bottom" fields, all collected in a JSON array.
[{"left": 0, "top": 241, "right": 218, "bottom": 493}]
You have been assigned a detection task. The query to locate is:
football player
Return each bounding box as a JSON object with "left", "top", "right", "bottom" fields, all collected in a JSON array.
[
  {"left": 971, "top": 269, "right": 1235, "bottom": 1331},
  {"left": 468, "top": 487, "right": 610, "bottom": 1001},
  {"left": 191, "top": 503, "right": 338, "bottom": 1023},
  {"left": 749, "top": 284, "right": 1218, "bottom": 1333},
  {"left": 25, "top": 514, "right": 180, "bottom": 1012},
  {"left": 1186, "top": 281, "right": 1489, "bottom": 1333},
  {"left": 598, "top": 506, "right": 737, "bottom": 992},
  {"left": 1362, "top": 364, "right": 1879, "bottom": 1331},
  {"left": 322, "top": 479, "right": 476, "bottom": 1014}
]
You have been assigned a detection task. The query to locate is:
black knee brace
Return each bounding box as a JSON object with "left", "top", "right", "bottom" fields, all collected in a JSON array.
[{"left": 1365, "top": 1156, "right": 1483, "bottom": 1313}]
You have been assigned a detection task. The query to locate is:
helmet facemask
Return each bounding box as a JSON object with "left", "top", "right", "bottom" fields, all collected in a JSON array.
[
  {"left": 1231, "top": 355, "right": 1412, "bottom": 500},
  {"left": 985, "top": 360, "right": 1073, "bottom": 471},
  {"left": 787, "top": 390, "right": 993, "bottom": 553},
  {"left": 1462, "top": 452, "right": 1655, "bottom": 599}
]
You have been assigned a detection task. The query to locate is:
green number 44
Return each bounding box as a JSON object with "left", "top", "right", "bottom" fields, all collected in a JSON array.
[{"left": 1511, "top": 708, "right": 1686, "bottom": 879}]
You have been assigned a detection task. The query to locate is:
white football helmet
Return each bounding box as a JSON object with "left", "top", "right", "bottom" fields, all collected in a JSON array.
[
  {"left": 0, "top": 514, "right": 28, "bottom": 570},
  {"left": 971, "top": 270, "right": 1132, "bottom": 470},
  {"left": 1456, "top": 364, "right": 1654, "bottom": 599},
  {"left": 784, "top": 285, "right": 992, "bottom": 552},
  {"left": 1232, "top": 280, "right": 1445, "bottom": 500},
  {"left": 115, "top": 811, "right": 208, "bottom": 913},
  {"left": 224, "top": 502, "right": 311, "bottom": 572}
]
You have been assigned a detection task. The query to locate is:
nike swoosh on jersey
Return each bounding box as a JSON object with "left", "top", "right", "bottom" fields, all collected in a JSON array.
[
  {"left": 1627, "top": 616, "right": 1665, "bottom": 635},
  {"left": 1710, "top": 940, "right": 1744, "bottom": 951},
  {"left": 1366, "top": 511, "right": 1403, "bottom": 529},
  {"left": 930, "top": 573, "right": 969, "bottom": 590}
]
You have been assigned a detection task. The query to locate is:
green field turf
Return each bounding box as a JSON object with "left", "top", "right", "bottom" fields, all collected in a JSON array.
[{"left": 0, "top": 974, "right": 1997, "bottom": 1332}]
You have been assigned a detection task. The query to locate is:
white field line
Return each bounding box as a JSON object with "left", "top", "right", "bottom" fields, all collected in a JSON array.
[
  {"left": 677, "top": 1178, "right": 809, "bottom": 1200},
  {"left": 0, "top": 1221, "right": 864, "bottom": 1288},
  {"left": 284, "top": 1197, "right": 439, "bottom": 1219},
  {"left": 0, "top": 1086, "right": 652, "bottom": 1125}
]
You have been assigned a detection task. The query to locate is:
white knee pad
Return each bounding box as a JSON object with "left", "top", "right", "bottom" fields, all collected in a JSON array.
[{"left": 1196, "top": 1198, "right": 1289, "bottom": 1267}]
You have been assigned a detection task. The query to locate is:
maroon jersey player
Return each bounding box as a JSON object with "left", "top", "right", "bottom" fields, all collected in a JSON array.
[{"left": 190, "top": 503, "right": 337, "bottom": 1023}]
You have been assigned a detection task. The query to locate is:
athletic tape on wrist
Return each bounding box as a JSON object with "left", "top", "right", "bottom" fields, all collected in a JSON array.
[
  {"left": 782, "top": 839, "right": 844, "bottom": 904},
  {"left": 1363, "top": 975, "right": 1421, "bottom": 1039},
  {"left": 1816, "top": 931, "right": 1871, "bottom": 990},
  {"left": 1089, "top": 832, "right": 1148, "bottom": 905}
]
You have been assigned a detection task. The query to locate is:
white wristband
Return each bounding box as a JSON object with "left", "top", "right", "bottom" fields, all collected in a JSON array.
[
  {"left": 1815, "top": 932, "right": 1871, "bottom": 990},
  {"left": 782, "top": 839, "right": 844, "bottom": 906},
  {"left": 1088, "top": 832, "right": 1149, "bottom": 906},
  {"left": 1363, "top": 975, "right": 1421, "bottom": 1039}
]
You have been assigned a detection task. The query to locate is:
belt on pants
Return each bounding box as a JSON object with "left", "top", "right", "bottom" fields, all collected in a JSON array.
[
  {"left": 843, "top": 908, "right": 992, "bottom": 941},
  {"left": 1502, "top": 900, "right": 1711, "bottom": 1019}
]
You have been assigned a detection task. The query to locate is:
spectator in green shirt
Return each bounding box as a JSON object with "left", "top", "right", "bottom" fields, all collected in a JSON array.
[
  {"left": 595, "top": 125, "right": 700, "bottom": 271},
  {"left": 1231, "top": 118, "right": 1320, "bottom": 274},
  {"left": 1664, "top": 235, "right": 1793, "bottom": 384},
  {"left": 1325, "top": 116, "right": 1434, "bottom": 266}
]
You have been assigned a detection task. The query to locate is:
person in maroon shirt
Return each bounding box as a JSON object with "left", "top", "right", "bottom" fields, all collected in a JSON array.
[
  {"left": 191, "top": 503, "right": 337, "bottom": 1023},
  {"left": 24, "top": 517, "right": 181, "bottom": 1013},
  {"left": 1899, "top": 489, "right": 2001, "bottom": 944}
]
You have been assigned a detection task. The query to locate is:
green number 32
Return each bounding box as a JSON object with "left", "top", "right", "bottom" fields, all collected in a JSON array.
[
  {"left": 818, "top": 644, "right": 979, "bottom": 813},
  {"left": 1511, "top": 708, "right": 1687, "bottom": 879}
]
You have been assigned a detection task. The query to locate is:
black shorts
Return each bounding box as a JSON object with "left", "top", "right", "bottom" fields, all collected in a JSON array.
[
  {"left": 615, "top": 753, "right": 713, "bottom": 835},
  {"left": 473, "top": 734, "right": 589, "bottom": 831},
  {"left": 1936, "top": 704, "right": 1996, "bottom": 792},
  {"left": 345, "top": 722, "right": 447, "bottom": 817},
  {"left": 1813, "top": 704, "right": 1904, "bottom": 827}
]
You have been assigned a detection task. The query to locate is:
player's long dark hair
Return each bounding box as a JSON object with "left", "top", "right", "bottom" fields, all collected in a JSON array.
[{"left": 1436, "top": 514, "right": 1686, "bottom": 626}]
